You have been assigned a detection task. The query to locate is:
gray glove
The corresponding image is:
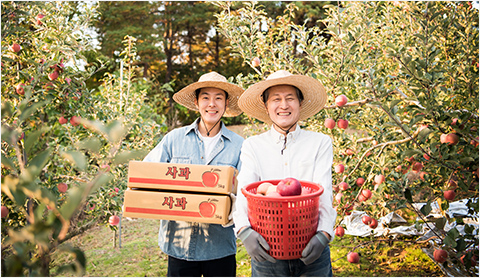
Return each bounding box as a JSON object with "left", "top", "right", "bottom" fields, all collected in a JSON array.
[
  {"left": 300, "top": 231, "right": 329, "bottom": 265},
  {"left": 238, "top": 227, "right": 276, "bottom": 263}
]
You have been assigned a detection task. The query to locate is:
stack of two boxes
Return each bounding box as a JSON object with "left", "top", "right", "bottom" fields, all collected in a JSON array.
[{"left": 122, "top": 161, "right": 238, "bottom": 225}]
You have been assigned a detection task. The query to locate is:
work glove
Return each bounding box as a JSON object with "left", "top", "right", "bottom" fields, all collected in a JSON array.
[
  {"left": 238, "top": 227, "right": 276, "bottom": 263},
  {"left": 222, "top": 193, "right": 236, "bottom": 228},
  {"left": 300, "top": 231, "right": 330, "bottom": 265}
]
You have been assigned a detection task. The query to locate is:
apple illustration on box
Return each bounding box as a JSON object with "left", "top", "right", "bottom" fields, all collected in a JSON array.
[
  {"left": 199, "top": 200, "right": 217, "bottom": 218},
  {"left": 202, "top": 169, "right": 220, "bottom": 187}
]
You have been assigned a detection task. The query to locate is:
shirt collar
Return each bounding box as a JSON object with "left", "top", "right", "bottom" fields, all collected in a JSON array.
[
  {"left": 268, "top": 123, "right": 301, "bottom": 144},
  {"left": 185, "top": 118, "right": 234, "bottom": 142}
]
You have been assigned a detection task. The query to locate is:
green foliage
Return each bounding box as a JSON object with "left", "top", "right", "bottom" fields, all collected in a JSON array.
[
  {"left": 216, "top": 1, "right": 478, "bottom": 275},
  {"left": 1, "top": 2, "right": 165, "bottom": 276}
]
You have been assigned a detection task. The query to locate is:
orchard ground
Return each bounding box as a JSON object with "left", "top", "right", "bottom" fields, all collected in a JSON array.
[{"left": 50, "top": 217, "right": 445, "bottom": 277}]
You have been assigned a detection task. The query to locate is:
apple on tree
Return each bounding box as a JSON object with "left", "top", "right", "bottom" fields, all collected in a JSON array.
[
  {"left": 337, "top": 119, "right": 349, "bottom": 129},
  {"left": 324, "top": 118, "right": 336, "bottom": 129},
  {"left": 433, "top": 249, "right": 448, "bottom": 263},
  {"left": 335, "top": 226, "right": 345, "bottom": 237},
  {"left": 1, "top": 206, "right": 9, "bottom": 218},
  {"left": 57, "top": 182, "right": 68, "bottom": 193},
  {"left": 335, "top": 164, "right": 345, "bottom": 174},
  {"left": 362, "top": 215, "right": 372, "bottom": 225},
  {"left": 59, "top": 116, "right": 68, "bottom": 125},
  {"left": 347, "top": 251, "right": 360, "bottom": 263},
  {"left": 109, "top": 215, "right": 120, "bottom": 226},
  {"left": 251, "top": 57, "right": 261, "bottom": 67},
  {"left": 335, "top": 94, "right": 348, "bottom": 107},
  {"left": 369, "top": 218, "right": 378, "bottom": 229},
  {"left": 444, "top": 190, "right": 455, "bottom": 201}
]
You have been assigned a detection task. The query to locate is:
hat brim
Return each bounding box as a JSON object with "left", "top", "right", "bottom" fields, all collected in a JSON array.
[
  {"left": 238, "top": 75, "right": 327, "bottom": 124},
  {"left": 173, "top": 81, "right": 244, "bottom": 117}
]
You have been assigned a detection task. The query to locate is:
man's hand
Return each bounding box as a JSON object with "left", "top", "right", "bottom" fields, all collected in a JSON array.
[
  {"left": 238, "top": 227, "right": 276, "bottom": 263},
  {"left": 300, "top": 231, "right": 330, "bottom": 265},
  {"left": 222, "top": 193, "right": 236, "bottom": 228}
]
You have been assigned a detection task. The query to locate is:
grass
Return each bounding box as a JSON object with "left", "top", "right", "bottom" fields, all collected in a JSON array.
[{"left": 50, "top": 218, "right": 445, "bottom": 277}]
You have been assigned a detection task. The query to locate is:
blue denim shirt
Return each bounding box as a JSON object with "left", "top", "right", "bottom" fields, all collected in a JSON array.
[{"left": 143, "top": 119, "right": 244, "bottom": 261}]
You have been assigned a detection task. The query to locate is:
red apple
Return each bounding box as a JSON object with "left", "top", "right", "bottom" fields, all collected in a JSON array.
[
  {"left": 444, "top": 190, "right": 455, "bottom": 201},
  {"left": 257, "top": 182, "right": 273, "bottom": 195},
  {"left": 9, "top": 43, "right": 21, "bottom": 53},
  {"left": 59, "top": 116, "right": 68, "bottom": 124},
  {"left": 369, "top": 218, "right": 378, "bottom": 229},
  {"left": 265, "top": 185, "right": 278, "bottom": 195},
  {"left": 447, "top": 180, "right": 457, "bottom": 189},
  {"left": 361, "top": 189, "right": 372, "bottom": 200},
  {"left": 423, "top": 153, "right": 430, "bottom": 160},
  {"left": 199, "top": 201, "right": 216, "bottom": 217},
  {"left": 277, "top": 177, "right": 302, "bottom": 196},
  {"left": 335, "top": 192, "right": 343, "bottom": 203},
  {"left": 202, "top": 171, "right": 219, "bottom": 187},
  {"left": 16, "top": 83, "right": 25, "bottom": 95},
  {"left": 100, "top": 164, "right": 111, "bottom": 172},
  {"left": 335, "top": 94, "right": 348, "bottom": 107},
  {"left": 109, "top": 215, "right": 120, "bottom": 226},
  {"left": 335, "top": 164, "right": 345, "bottom": 174},
  {"left": 325, "top": 118, "right": 336, "bottom": 129},
  {"left": 335, "top": 226, "right": 345, "bottom": 237},
  {"left": 347, "top": 252, "right": 360, "bottom": 263},
  {"left": 339, "top": 181, "right": 350, "bottom": 191},
  {"left": 337, "top": 119, "right": 349, "bottom": 129},
  {"left": 440, "top": 133, "right": 448, "bottom": 143},
  {"left": 345, "top": 149, "right": 355, "bottom": 156},
  {"left": 70, "top": 116, "right": 80, "bottom": 126},
  {"left": 362, "top": 215, "right": 372, "bottom": 225},
  {"left": 356, "top": 177, "right": 365, "bottom": 186},
  {"left": 48, "top": 71, "right": 59, "bottom": 81},
  {"left": 445, "top": 133, "right": 459, "bottom": 145},
  {"left": 1, "top": 206, "right": 9, "bottom": 218},
  {"left": 57, "top": 182, "right": 68, "bottom": 193},
  {"left": 412, "top": 162, "right": 423, "bottom": 173},
  {"left": 374, "top": 174, "right": 385, "bottom": 185},
  {"left": 36, "top": 13, "right": 44, "bottom": 25},
  {"left": 251, "top": 57, "right": 261, "bottom": 67},
  {"left": 433, "top": 249, "right": 448, "bottom": 263},
  {"left": 358, "top": 194, "right": 367, "bottom": 202}
]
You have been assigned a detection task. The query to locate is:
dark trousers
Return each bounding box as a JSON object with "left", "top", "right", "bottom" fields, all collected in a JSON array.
[{"left": 167, "top": 255, "right": 236, "bottom": 277}]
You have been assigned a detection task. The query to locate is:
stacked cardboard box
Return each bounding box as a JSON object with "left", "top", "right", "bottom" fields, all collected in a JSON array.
[{"left": 122, "top": 161, "right": 237, "bottom": 225}]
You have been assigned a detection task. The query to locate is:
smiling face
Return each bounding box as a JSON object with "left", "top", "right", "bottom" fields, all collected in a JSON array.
[
  {"left": 264, "top": 85, "right": 302, "bottom": 133},
  {"left": 195, "top": 87, "right": 228, "bottom": 135}
]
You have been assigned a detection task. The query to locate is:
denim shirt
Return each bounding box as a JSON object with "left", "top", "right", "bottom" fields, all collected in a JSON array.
[{"left": 143, "top": 119, "right": 244, "bottom": 261}]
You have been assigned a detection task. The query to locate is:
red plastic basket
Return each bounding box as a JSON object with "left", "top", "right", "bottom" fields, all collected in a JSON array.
[{"left": 241, "top": 179, "right": 324, "bottom": 260}]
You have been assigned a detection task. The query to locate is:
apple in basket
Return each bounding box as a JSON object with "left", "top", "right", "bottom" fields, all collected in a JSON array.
[
  {"left": 277, "top": 177, "right": 302, "bottom": 196},
  {"left": 257, "top": 182, "right": 274, "bottom": 195}
]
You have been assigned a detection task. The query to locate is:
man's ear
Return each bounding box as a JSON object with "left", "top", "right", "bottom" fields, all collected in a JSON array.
[{"left": 194, "top": 98, "right": 199, "bottom": 109}]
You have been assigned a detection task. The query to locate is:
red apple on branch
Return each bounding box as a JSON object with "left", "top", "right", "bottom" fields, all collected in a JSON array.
[
  {"left": 356, "top": 177, "right": 365, "bottom": 186},
  {"left": 109, "top": 215, "right": 120, "bottom": 226},
  {"left": 433, "top": 249, "right": 448, "bottom": 263},
  {"left": 277, "top": 177, "right": 302, "bottom": 196},
  {"left": 325, "top": 118, "right": 336, "bottom": 129},
  {"left": 335, "top": 164, "right": 345, "bottom": 174},
  {"left": 251, "top": 57, "right": 261, "bottom": 67},
  {"left": 347, "top": 252, "right": 360, "bottom": 263},
  {"left": 15, "top": 83, "right": 25, "bottom": 95},
  {"left": 1, "top": 206, "right": 9, "bottom": 218},
  {"left": 36, "top": 13, "right": 44, "bottom": 25},
  {"left": 361, "top": 189, "right": 372, "bottom": 200},
  {"left": 59, "top": 116, "right": 68, "bottom": 125},
  {"left": 48, "top": 71, "right": 59, "bottom": 81},
  {"left": 335, "top": 94, "right": 348, "bottom": 107},
  {"left": 339, "top": 182, "right": 350, "bottom": 191},
  {"left": 374, "top": 174, "right": 385, "bottom": 185},
  {"left": 444, "top": 190, "right": 455, "bottom": 201},
  {"left": 369, "top": 218, "right": 378, "bottom": 229},
  {"left": 57, "top": 182, "right": 68, "bottom": 193},
  {"left": 335, "top": 226, "right": 345, "bottom": 237},
  {"left": 337, "top": 119, "right": 349, "bottom": 129},
  {"left": 362, "top": 215, "right": 372, "bottom": 225},
  {"left": 9, "top": 43, "right": 21, "bottom": 53}
]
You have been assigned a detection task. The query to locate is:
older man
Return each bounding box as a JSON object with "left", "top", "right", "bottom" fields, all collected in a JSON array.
[{"left": 233, "top": 70, "right": 336, "bottom": 277}]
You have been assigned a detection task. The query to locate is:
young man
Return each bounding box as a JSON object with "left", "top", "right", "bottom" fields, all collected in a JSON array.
[
  {"left": 143, "top": 72, "right": 244, "bottom": 277},
  {"left": 233, "top": 70, "right": 337, "bottom": 276}
]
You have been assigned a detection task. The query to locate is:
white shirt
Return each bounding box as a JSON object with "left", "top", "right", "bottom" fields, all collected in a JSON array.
[
  {"left": 233, "top": 125, "right": 337, "bottom": 240},
  {"left": 199, "top": 131, "right": 222, "bottom": 162}
]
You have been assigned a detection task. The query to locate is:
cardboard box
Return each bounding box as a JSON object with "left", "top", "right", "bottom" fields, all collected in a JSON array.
[
  {"left": 127, "top": 161, "right": 237, "bottom": 195},
  {"left": 122, "top": 188, "right": 231, "bottom": 225}
]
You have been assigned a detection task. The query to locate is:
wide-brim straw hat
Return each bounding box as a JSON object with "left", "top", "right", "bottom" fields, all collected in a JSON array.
[
  {"left": 238, "top": 70, "right": 327, "bottom": 124},
  {"left": 173, "top": 72, "right": 244, "bottom": 117}
]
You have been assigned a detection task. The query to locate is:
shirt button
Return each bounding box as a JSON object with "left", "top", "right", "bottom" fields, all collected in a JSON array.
[
  {"left": 201, "top": 156, "right": 204, "bottom": 159},
  {"left": 285, "top": 163, "right": 288, "bottom": 166}
]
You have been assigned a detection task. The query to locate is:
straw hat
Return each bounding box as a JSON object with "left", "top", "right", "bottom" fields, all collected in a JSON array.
[
  {"left": 173, "top": 72, "right": 244, "bottom": 117},
  {"left": 238, "top": 70, "right": 327, "bottom": 124}
]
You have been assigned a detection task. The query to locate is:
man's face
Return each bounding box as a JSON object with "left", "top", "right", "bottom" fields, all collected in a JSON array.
[
  {"left": 195, "top": 87, "right": 228, "bottom": 126},
  {"left": 265, "top": 85, "right": 301, "bottom": 130}
]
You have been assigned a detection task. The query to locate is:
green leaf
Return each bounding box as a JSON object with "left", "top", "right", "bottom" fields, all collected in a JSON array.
[
  {"left": 417, "top": 128, "right": 432, "bottom": 140},
  {"left": 26, "top": 148, "right": 53, "bottom": 177},
  {"left": 19, "top": 100, "right": 50, "bottom": 122},
  {"left": 24, "top": 127, "right": 51, "bottom": 154},
  {"left": 403, "top": 149, "right": 423, "bottom": 157},
  {"left": 404, "top": 188, "right": 413, "bottom": 203},
  {"left": 435, "top": 217, "right": 446, "bottom": 230},
  {"left": 420, "top": 202, "right": 432, "bottom": 216},
  {"left": 112, "top": 150, "right": 148, "bottom": 165},
  {"left": 1, "top": 153, "right": 16, "bottom": 170},
  {"left": 76, "top": 137, "right": 102, "bottom": 154},
  {"left": 60, "top": 151, "right": 87, "bottom": 172}
]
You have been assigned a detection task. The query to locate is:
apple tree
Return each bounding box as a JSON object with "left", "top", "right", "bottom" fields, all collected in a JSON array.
[
  {"left": 1, "top": 1, "right": 163, "bottom": 276},
  {"left": 216, "top": 1, "right": 478, "bottom": 275}
]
